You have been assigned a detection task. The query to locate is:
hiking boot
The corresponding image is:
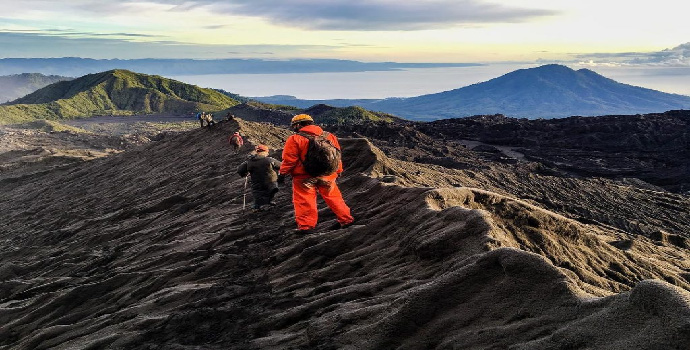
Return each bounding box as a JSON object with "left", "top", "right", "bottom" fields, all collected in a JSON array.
[
  {"left": 340, "top": 220, "right": 356, "bottom": 229},
  {"left": 293, "top": 228, "right": 315, "bottom": 235},
  {"left": 330, "top": 219, "right": 356, "bottom": 230}
]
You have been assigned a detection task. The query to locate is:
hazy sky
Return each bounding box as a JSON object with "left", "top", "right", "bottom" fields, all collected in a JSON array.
[{"left": 0, "top": 0, "right": 688, "bottom": 66}]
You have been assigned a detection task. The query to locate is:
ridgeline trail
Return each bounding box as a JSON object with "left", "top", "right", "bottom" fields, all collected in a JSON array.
[{"left": 0, "top": 119, "right": 688, "bottom": 349}]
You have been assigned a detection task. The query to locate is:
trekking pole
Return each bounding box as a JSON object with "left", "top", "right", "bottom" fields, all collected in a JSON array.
[{"left": 242, "top": 175, "right": 249, "bottom": 213}]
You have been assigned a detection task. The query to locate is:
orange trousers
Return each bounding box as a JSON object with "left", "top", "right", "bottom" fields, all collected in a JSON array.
[{"left": 291, "top": 175, "right": 353, "bottom": 230}]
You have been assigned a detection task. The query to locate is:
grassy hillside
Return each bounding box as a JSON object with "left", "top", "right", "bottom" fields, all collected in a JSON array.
[
  {"left": 304, "top": 104, "right": 400, "bottom": 125},
  {"left": 0, "top": 70, "right": 240, "bottom": 124},
  {"left": 219, "top": 102, "right": 398, "bottom": 126},
  {"left": 22, "top": 119, "right": 90, "bottom": 133}
]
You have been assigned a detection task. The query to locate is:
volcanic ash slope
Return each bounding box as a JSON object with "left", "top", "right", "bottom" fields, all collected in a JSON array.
[{"left": 0, "top": 119, "right": 688, "bottom": 349}]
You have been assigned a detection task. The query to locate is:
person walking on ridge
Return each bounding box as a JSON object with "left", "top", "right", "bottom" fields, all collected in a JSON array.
[
  {"left": 229, "top": 132, "right": 244, "bottom": 153},
  {"left": 237, "top": 144, "right": 282, "bottom": 211},
  {"left": 278, "top": 114, "right": 354, "bottom": 233},
  {"left": 196, "top": 112, "right": 204, "bottom": 127}
]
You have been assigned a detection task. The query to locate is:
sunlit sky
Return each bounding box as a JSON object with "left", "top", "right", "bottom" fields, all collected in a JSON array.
[{"left": 0, "top": 0, "right": 688, "bottom": 66}]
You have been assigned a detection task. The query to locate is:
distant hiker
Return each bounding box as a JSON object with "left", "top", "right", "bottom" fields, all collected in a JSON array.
[
  {"left": 237, "top": 144, "right": 282, "bottom": 211},
  {"left": 225, "top": 113, "right": 235, "bottom": 121},
  {"left": 278, "top": 114, "right": 354, "bottom": 233},
  {"left": 228, "top": 132, "right": 244, "bottom": 153},
  {"left": 203, "top": 113, "right": 216, "bottom": 127},
  {"left": 196, "top": 112, "right": 204, "bottom": 127}
]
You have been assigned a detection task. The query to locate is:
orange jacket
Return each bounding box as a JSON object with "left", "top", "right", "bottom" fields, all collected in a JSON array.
[{"left": 279, "top": 125, "right": 343, "bottom": 177}]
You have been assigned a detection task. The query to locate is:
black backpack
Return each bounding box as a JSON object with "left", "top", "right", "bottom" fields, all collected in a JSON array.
[{"left": 298, "top": 131, "right": 341, "bottom": 177}]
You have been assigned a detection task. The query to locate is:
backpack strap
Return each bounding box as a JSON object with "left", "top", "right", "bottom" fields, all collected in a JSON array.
[
  {"left": 296, "top": 132, "right": 312, "bottom": 164},
  {"left": 298, "top": 131, "right": 337, "bottom": 146},
  {"left": 297, "top": 131, "right": 314, "bottom": 140}
]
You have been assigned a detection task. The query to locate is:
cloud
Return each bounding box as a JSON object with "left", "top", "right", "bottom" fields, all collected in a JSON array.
[
  {"left": 156, "top": 0, "right": 558, "bottom": 31},
  {"left": 3, "top": 0, "right": 557, "bottom": 31},
  {"left": 203, "top": 24, "right": 228, "bottom": 30},
  {"left": 0, "top": 1, "right": 133, "bottom": 18},
  {"left": 574, "top": 43, "right": 690, "bottom": 67},
  {"left": 0, "top": 27, "right": 162, "bottom": 40},
  {"left": 0, "top": 31, "right": 341, "bottom": 59}
]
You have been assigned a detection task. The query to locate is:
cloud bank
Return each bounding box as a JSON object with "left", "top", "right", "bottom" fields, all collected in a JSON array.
[
  {"left": 214, "top": 0, "right": 556, "bottom": 30},
  {"left": 97, "top": 0, "right": 558, "bottom": 31},
  {"left": 575, "top": 43, "right": 690, "bottom": 67},
  {"left": 0, "top": 32, "right": 337, "bottom": 59},
  {"left": 0, "top": 0, "right": 558, "bottom": 58}
]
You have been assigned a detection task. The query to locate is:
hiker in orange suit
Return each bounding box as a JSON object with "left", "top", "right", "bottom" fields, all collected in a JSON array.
[{"left": 279, "top": 114, "right": 354, "bottom": 233}]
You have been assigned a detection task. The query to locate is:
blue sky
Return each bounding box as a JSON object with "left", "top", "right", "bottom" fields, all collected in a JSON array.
[{"left": 0, "top": 0, "right": 688, "bottom": 66}]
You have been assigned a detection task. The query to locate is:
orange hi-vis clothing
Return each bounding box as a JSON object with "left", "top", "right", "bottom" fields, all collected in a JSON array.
[
  {"left": 280, "top": 125, "right": 353, "bottom": 230},
  {"left": 279, "top": 125, "right": 343, "bottom": 177}
]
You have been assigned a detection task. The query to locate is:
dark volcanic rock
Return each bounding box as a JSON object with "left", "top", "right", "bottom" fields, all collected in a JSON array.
[
  {"left": 417, "top": 111, "right": 690, "bottom": 193},
  {"left": 0, "top": 118, "right": 689, "bottom": 349}
]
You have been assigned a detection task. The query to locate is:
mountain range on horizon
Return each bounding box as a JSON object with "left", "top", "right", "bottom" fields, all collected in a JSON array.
[
  {"left": 0, "top": 57, "right": 479, "bottom": 77},
  {"left": 256, "top": 64, "right": 690, "bottom": 119},
  {"left": 2, "top": 64, "right": 690, "bottom": 124},
  {"left": 0, "top": 70, "right": 401, "bottom": 126},
  {"left": 0, "top": 73, "right": 71, "bottom": 104}
]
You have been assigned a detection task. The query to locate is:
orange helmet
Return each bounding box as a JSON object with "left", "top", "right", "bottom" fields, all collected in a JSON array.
[
  {"left": 291, "top": 114, "right": 313, "bottom": 125},
  {"left": 255, "top": 144, "right": 269, "bottom": 152}
]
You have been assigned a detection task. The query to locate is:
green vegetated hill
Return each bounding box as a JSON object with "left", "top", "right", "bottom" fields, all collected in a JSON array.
[
  {"left": 23, "top": 119, "right": 91, "bottom": 133},
  {"left": 0, "top": 70, "right": 240, "bottom": 124},
  {"left": 0, "top": 73, "right": 71, "bottom": 103},
  {"left": 302, "top": 104, "right": 401, "bottom": 125},
  {"left": 222, "top": 101, "right": 400, "bottom": 126}
]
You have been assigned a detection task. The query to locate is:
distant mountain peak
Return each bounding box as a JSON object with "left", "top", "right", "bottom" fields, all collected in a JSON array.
[
  {"left": 366, "top": 64, "right": 690, "bottom": 119},
  {"left": 1, "top": 70, "right": 240, "bottom": 124},
  {"left": 529, "top": 63, "right": 571, "bottom": 70}
]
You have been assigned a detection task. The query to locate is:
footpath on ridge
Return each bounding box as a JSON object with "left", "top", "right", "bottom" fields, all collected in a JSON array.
[{"left": 0, "top": 118, "right": 688, "bottom": 349}]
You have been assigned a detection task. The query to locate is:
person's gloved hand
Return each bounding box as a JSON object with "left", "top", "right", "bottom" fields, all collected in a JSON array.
[{"left": 277, "top": 174, "right": 286, "bottom": 184}]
